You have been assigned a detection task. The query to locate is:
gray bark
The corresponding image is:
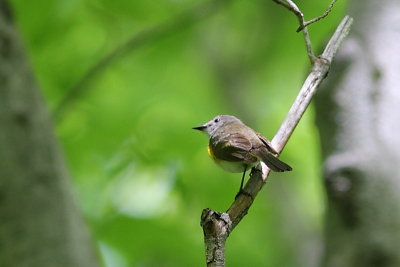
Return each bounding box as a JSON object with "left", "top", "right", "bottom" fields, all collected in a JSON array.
[
  {"left": 0, "top": 1, "right": 100, "bottom": 266},
  {"left": 315, "top": 0, "right": 400, "bottom": 266}
]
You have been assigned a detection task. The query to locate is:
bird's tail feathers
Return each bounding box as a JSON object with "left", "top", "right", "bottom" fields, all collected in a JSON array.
[{"left": 261, "top": 153, "right": 292, "bottom": 172}]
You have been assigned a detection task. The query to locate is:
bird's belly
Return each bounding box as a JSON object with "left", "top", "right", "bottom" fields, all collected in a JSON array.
[
  {"left": 207, "top": 143, "right": 258, "bottom": 173},
  {"left": 215, "top": 159, "right": 257, "bottom": 173}
]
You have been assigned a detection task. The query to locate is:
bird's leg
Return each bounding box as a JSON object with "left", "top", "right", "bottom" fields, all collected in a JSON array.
[
  {"left": 235, "top": 166, "right": 254, "bottom": 199},
  {"left": 239, "top": 165, "right": 247, "bottom": 192}
]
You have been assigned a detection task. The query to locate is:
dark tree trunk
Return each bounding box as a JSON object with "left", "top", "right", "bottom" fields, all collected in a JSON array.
[
  {"left": 0, "top": 1, "right": 100, "bottom": 266},
  {"left": 316, "top": 0, "right": 400, "bottom": 266}
]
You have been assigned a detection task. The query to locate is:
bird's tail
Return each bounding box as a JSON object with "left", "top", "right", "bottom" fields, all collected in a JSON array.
[{"left": 261, "top": 153, "right": 292, "bottom": 172}]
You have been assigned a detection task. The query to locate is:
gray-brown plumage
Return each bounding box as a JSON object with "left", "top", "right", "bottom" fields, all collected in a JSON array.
[{"left": 193, "top": 115, "right": 292, "bottom": 190}]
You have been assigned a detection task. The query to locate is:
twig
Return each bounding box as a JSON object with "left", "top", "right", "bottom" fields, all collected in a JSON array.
[
  {"left": 272, "top": 0, "right": 339, "bottom": 63},
  {"left": 273, "top": 0, "right": 314, "bottom": 62},
  {"left": 272, "top": 17, "right": 353, "bottom": 152},
  {"left": 299, "top": 0, "right": 338, "bottom": 32},
  {"left": 53, "top": 0, "right": 232, "bottom": 122},
  {"left": 201, "top": 15, "right": 353, "bottom": 266}
]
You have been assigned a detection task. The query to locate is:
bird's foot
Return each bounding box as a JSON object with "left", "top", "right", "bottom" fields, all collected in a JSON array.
[{"left": 250, "top": 167, "right": 262, "bottom": 177}]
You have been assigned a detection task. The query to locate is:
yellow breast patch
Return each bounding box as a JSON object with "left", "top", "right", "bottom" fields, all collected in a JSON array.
[{"left": 207, "top": 145, "right": 217, "bottom": 160}]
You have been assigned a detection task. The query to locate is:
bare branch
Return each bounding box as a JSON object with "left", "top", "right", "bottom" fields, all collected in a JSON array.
[
  {"left": 201, "top": 15, "right": 353, "bottom": 264},
  {"left": 298, "top": 0, "right": 338, "bottom": 32},
  {"left": 273, "top": 0, "right": 315, "bottom": 61},
  {"left": 272, "top": 0, "right": 339, "bottom": 63},
  {"left": 272, "top": 19, "right": 353, "bottom": 153}
]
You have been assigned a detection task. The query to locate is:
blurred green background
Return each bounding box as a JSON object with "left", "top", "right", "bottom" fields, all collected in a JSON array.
[{"left": 10, "top": 0, "right": 347, "bottom": 266}]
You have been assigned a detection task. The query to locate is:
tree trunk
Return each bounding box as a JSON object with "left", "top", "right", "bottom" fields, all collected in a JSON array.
[
  {"left": 0, "top": 1, "right": 100, "bottom": 266},
  {"left": 315, "top": 0, "right": 400, "bottom": 266}
]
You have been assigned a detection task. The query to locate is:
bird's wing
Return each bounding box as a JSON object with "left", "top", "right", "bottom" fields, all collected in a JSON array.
[
  {"left": 210, "top": 133, "right": 258, "bottom": 163},
  {"left": 255, "top": 132, "right": 278, "bottom": 155}
]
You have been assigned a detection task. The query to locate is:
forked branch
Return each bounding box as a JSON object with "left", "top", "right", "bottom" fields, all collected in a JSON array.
[
  {"left": 299, "top": 0, "right": 338, "bottom": 32},
  {"left": 272, "top": 0, "right": 338, "bottom": 62},
  {"left": 201, "top": 8, "right": 353, "bottom": 267}
]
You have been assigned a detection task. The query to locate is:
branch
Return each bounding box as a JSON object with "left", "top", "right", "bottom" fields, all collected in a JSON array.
[
  {"left": 201, "top": 15, "right": 353, "bottom": 266},
  {"left": 300, "top": 0, "right": 338, "bottom": 32},
  {"left": 272, "top": 17, "right": 353, "bottom": 152},
  {"left": 272, "top": 0, "right": 338, "bottom": 63},
  {"left": 53, "top": 0, "right": 232, "bottom": 122}
]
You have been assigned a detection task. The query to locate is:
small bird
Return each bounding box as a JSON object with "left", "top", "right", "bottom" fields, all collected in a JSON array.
[{"left": 193, "top": 115, "right": 292, "bottom": 191}]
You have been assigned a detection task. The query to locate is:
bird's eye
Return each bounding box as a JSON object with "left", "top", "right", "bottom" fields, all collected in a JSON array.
[{"left": 214, "top": 118, "right": 219, "bottom": 123}]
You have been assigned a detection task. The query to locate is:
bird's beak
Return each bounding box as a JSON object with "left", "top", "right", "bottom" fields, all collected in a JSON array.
[{"left": 192, "top": 124, "right": 207, "bottom": 131}]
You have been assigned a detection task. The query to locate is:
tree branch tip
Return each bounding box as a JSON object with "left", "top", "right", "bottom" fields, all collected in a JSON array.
[
  {"left": 321, "top": 15, "right": 353, "bottom": 60},
  {"left": 335, "top": 15, "right": 354, "bottom": 34},
  {"left": 342, "top": 15, "right": 354, "bottom": 26}
]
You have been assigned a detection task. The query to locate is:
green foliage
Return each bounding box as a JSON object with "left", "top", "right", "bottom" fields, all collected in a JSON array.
[{"left": 10, "top": 0, "right": 347, "bottom": 266}]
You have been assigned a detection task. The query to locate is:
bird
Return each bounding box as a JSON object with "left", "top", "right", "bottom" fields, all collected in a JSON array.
[{"left": 193, "top": 115, "right": 292, "bottom": 191}]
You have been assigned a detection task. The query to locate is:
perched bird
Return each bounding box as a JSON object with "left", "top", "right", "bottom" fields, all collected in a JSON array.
[{"left": 193, "top": 115, "right": 292, "bottom": 191}]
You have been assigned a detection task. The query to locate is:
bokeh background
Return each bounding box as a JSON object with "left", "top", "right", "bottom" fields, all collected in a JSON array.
[{"left": 9, "top": 0, "right": 347, "bottom": 266}]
